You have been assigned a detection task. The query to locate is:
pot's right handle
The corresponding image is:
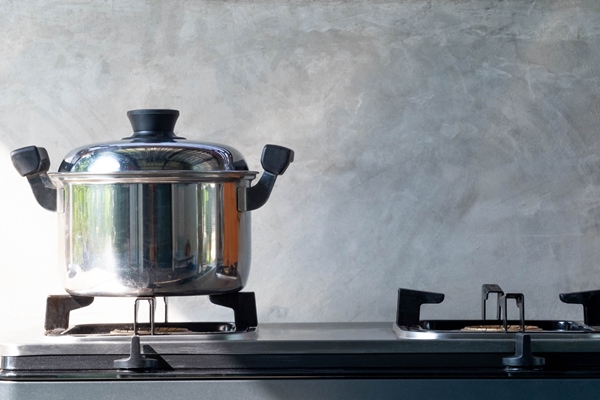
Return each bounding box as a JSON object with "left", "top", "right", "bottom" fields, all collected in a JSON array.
[
  {"left": 238, "top": 144, "right": 294, "bottom": 212},
  {"left": 11, "top": 145, "right": 57, "bottom": 212}
]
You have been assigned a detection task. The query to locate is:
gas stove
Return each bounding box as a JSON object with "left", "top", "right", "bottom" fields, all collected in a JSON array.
[{"left": 2, "top": 285, "right": 600, "bottom": 399}]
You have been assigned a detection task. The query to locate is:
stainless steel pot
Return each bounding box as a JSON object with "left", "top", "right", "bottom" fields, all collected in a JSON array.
[{"left": 11, "top": 109, "right": 294, "bottom": 297}]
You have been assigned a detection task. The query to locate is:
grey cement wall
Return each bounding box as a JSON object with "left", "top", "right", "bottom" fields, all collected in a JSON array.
[{"left": 1, "top": 0, "right": 600, "bottom": 330}]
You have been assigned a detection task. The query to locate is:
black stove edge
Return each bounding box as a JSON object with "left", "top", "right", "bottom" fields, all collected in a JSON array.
[
  {"left": 3, "top": 351, "right": 600, "bottom": 375},
  {"left": 3, "top": 368, "right": 600, "bottom": 381}
]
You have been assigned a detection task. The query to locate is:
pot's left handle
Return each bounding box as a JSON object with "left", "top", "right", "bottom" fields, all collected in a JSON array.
[
  {"left": 11, "top": 145, "right": 57, "bottom": 212},
  {"left": 238, "top": 144, "right": 294, "bottom": 212}
]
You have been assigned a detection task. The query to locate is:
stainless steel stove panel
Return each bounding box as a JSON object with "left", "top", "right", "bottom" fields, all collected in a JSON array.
[
  {"left": 4, "top": 378, "right": 600, "bottom": 400},
  {"left": 393, "top": 321, "right": 600, "bottom": 340},
  {"left": 4, "top": 322, "right": 600, "bottom": 358}
]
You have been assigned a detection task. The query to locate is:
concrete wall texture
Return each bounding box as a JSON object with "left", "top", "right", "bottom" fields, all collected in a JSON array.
[{"left": 1, "top": 0, "right": 600, "bottom": 330}]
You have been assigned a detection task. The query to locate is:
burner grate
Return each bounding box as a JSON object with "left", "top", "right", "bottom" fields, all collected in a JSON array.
[
  {"left": 395, "top": 284, "right": 598, "bottom": 335},
  {"left": 44, "top": 292, "right": 257, "bottom": 336}
]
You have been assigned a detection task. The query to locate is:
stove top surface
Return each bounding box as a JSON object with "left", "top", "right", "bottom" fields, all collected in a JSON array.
[
  {"left": 3, "top": 286, "right": 600, "bottom": 379},
  {"left": 2, "top": 321, "right": 600, "bottom": 381}
]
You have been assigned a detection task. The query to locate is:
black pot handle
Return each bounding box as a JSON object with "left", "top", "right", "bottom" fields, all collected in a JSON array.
[
  {"left": 12, "top": 145, "right": 50, "bottom": 177},
  {"left": 11, "top": 145, "right": 57, "bottom": 212},
  {"left": 238, "top": 144, "right": 294, "bottom": 212}
]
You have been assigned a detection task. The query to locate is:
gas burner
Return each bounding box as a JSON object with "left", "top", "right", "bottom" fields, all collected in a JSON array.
[
  {"left": 394, "top": 284, "right": 600, "bottom": 339},
  {"left": 44, "top": 292, "right": 258, "bottom": 336}
]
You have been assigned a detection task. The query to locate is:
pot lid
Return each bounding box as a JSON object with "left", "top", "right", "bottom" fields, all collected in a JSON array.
[{"left": 57, "top": 109, "right": 250, "bottom": 174}]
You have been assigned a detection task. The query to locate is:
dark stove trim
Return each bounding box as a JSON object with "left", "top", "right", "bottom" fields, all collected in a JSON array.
[{"left": 4, "top": 351, "right": 600, "bottom": 380}]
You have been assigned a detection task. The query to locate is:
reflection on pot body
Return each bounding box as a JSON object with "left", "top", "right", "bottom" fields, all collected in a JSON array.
[{"left": 58, "top": 180, "right": 251, "bottom": 296}]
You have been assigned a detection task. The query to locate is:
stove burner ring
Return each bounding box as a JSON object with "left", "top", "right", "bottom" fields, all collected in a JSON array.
[
  {"left": 461, "top": 324, "right": 543, "bottom": 332},
  {"left": 111, "top": 326, "right": 194, "bottom": 335}
]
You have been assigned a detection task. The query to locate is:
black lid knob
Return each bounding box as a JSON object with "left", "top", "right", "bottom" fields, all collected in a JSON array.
[{"left": 126, "top": 109, "right": 180, "bottom": 140}]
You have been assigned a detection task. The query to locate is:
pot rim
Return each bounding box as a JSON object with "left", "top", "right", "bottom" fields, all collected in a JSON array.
[{"left": 49, "top": 170, "right": 258, "bottom": 184}]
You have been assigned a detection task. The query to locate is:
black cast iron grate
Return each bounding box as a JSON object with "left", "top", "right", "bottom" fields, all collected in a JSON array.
[
  {"left": 44, "top": 292, "right": 258, "bottom": 336},
  {"left": 395, "top": 284, "right": 600, "bottom": 332}
]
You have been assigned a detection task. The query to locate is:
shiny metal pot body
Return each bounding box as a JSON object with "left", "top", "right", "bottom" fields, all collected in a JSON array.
[
  {"left": 11, "top": 109, "right": 294, "bottom": 297},
  {"left": 55, "top": 174, "right": 255, "bottom": 297}
]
